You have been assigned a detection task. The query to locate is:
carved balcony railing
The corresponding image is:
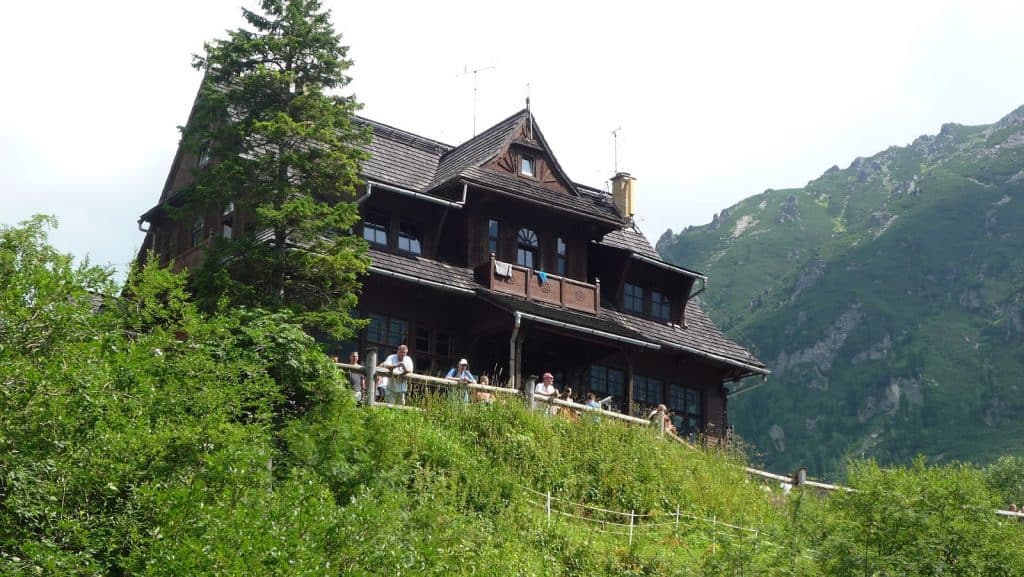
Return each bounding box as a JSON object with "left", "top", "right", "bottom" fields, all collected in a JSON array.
[{"left": 475, "top": 253, "right": 600, "bottom": 314}]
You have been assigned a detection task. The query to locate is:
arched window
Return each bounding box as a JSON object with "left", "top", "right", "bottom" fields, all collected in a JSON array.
[
  {"left": 191, "top": 216, "right": 206, "bottom": 247},
  {"left": 516, "top": 228, "right": 538, "bottom": 269}
]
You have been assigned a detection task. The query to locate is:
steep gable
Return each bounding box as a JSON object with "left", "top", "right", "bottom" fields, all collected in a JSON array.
[{"left": 430, "top": 109, "right": 580, "bottom": 198}]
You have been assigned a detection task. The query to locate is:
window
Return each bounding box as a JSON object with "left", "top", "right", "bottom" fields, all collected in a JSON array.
[
  {"left": 623, "top": 282, "right": 644, "bottom": 314},
  {"left": 362, "top": 212, "right": 388, "bottom": 246},
  {"left": 414, "top": 327, "right": 431, "bottom": 355},
  {"left": 520, "top": 155, "right": 535, "bottom": 177},
  {"left": 669, "top": 384, "right": 703, "bottom": 436},
  {"left": 589, "top": 364, "right": 625, "bottom": 411},
  {"left": 366, "top": 313, "right": 408, "bottom": 347},
  {"left": 487, "top": 219, "right": 500, "bottom": 255},
  {"left": 410, "top": 325, "right": 453, "bottom": 375},
  {"left": 633, "top": 375, "right": 663, "bottom": 408},
  {"left": 651, "top": 290, "right": 671, "bottom": 322},
  {"left": 398, "top": 220, "right": 422, "bottom": 254},
  {"left": 191, "top": 216, "right": 205, "bottom": 248},
  {"left": 555, "top": 237, "right": 568, "bottom": 276},
  {"left": 222, "top": 203, "right": 235, "bottom": 239},
  {"left": 516, "top": 228, "right": 538, "bottom": 269},
  {"left": 197, "top": 142, "right": 212, "bottom": 168}
]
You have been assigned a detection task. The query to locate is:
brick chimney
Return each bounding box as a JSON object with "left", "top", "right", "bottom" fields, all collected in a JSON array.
[{"left": 611, "top": 172, "right": 635, "bottom": 220}]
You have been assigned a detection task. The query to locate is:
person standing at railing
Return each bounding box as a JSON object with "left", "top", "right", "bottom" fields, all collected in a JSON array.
[
  {"left": 535, "top": 372, "right": 559, "bottom": 415},
  {"left": 348, "top": 351, "right": 364, "bottom": 402},
  {"left": 446, "top": 358, "right": 476, "bottom": 402},
  {"left": 379, "top": 344, "right": 414, "bottom": 405}
]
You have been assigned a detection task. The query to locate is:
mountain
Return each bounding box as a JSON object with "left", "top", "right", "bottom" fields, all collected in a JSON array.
[{"left": 657, "top": 105, "right": 1024, "bottom": 479}]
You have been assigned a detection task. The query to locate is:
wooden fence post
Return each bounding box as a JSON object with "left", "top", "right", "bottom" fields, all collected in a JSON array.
[
  {"left": 546, "top": 491, "right": 552, "bottom": 526},
  {"left": 364, "top": 347, "right": 377, "bottom": 407},
  {"left": 675, "top": 505, "right": 680, "bottom": 528},
  {"left": 629, "top": 510, "right": 635, "bottom": 545}
]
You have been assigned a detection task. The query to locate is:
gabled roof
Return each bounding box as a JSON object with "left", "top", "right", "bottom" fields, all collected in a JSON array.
[{"left": 357, "top": 110, "right": 624, "bottom": 224}]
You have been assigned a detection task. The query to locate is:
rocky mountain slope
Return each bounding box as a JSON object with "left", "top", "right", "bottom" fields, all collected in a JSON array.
[{"left": 657, "top": 105, "right": 1024, "bottom": 479}]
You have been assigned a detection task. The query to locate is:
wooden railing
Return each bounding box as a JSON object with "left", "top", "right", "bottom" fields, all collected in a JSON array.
[
  {"left": 475, "top": 253, "right": 600, "bottom": 314},
  {"left": 172, "top": 239, "right": 211, "bottom": 273}
]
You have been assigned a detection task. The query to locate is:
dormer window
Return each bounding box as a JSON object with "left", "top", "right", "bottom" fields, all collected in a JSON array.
[
  {"left": 362, "top": 212, "right": 388, "bottom": 246},
  {"left": 520, "top": 155, "right": 536, "bottom": 177},
  {"left": 623, "top": 282, "right": 644, "bottom": 314},
  {"left": 398, "top": 220, "right": 423, "bottom": 255},
  {"left": 516, "top": 228, "right": 538, "bottom": 269},
  {"left": 651, "top": 290, "right": 671, "bottom": 322}
]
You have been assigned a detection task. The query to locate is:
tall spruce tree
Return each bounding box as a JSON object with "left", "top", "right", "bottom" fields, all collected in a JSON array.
[{"left": 182, "top": 0, "right": 369, "bottom": 339}]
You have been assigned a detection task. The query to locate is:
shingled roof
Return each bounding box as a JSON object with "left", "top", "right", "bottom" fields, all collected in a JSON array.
[
  {"left": 605, "top": 303, "right": 768, "bottom": 375},
  {"left": 367, "top": 247, "right": 477, "bottom": 293},
  {"left": 357, "top": 111, "right": 624, "bottom": 224}
]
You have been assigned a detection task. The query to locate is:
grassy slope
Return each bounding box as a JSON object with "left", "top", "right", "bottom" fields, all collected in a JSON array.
[{"left": 292, "top": 397, "right": 803, "bottom": 576}]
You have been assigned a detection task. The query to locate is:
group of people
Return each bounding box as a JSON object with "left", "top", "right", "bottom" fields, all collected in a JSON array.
[
  {"left": 343, "top": 345, "right": 484, "bottom": 405},
  {"left": 533, "top": 372, "right": 602, "bottom": 415}
]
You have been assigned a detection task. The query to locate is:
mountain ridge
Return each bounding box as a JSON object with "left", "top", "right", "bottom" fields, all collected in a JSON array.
[{"left": 657, "top": 104, "right": 1024, "bottom": 478}]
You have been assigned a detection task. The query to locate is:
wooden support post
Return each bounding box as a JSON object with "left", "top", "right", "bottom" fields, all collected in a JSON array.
[
  {"left": 364, "top": 347, "right": 377, "bottom": 406},
  {"left": 793, "top": 467, "right": 807, "bottom": 486}
]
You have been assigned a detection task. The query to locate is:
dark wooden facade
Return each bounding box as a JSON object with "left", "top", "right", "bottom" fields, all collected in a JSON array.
[{"left": 138, "top": 107, "right": 769, "bottom": 437}]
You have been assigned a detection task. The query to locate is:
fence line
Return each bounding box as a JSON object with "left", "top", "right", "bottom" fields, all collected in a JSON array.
[{"left": 334, "top": 362, "right": 1024, "bottom": 522}]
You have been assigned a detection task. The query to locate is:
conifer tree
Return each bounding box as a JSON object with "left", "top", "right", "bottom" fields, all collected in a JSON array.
[{"left": 182, "top": 0, "right": 369, "bottom": 339}]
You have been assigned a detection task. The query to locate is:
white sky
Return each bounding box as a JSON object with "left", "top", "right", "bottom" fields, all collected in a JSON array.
[{"left": 3, "top": 0, "right": 1024, "bottom": 280}]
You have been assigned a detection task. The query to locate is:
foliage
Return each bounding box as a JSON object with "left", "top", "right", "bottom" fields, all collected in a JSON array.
[
  {"left": 5, "top": 217, "right": 1023, "bottom": 575},
  {"left": 984, "top": 456, "right": 1024, "bottom": 507},
  {"left": 181, "top": 0, "right": 369, "bottom": 340},
  {"left": 821, "top": 458, "right": 1024, "bottom": 576}
]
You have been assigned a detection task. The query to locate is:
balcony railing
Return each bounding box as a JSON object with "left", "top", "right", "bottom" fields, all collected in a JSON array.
[
  {"left": 476, "top": 254, "right": 600, "bottom": 314},
  {"left": 172, "top": 239, "right": 211, "bottom": 273}
]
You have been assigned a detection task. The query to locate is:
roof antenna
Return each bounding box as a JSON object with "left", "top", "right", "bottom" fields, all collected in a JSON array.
[
  {"left": 611, "top": 125, "right": 623, "bottom": 173},
  {"left": 457, "top": 63, "right": 496, "bottom": 137},
  {"left": 526, "top": 84, "right": 534, "bottom": 140}
]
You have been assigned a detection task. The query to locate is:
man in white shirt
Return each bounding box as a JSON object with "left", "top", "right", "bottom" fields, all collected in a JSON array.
[
  {"left": 534, "top": 372, "right": 559, "bottom": 414},
  {"left": 379, "top": 344, "right": 414, "bottom": 405}
]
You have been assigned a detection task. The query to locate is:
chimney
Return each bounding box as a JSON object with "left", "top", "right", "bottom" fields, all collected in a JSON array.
[{"left": 610, "top": 172, "right": 635, "bottom": 219}]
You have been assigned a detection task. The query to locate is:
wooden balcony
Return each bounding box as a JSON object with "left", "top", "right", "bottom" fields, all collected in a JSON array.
[
  {"left": 476, "top": 254, "right": 600, "bottom": 314},
  {"left": 172, "top": 239, "right": 210, "bottom": 273}
]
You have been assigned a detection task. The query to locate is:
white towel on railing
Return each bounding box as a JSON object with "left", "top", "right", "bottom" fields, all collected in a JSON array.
[{"left": 494, "top": 260, "right": 513, "bottom": 278}]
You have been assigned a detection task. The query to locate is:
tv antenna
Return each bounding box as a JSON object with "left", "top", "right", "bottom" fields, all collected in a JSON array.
[
  {"left": 611, "top": 125, "right": 623, "bottom": 173},
  {"left": 457, "top": 63, "right": 496, "bottom": 136}
]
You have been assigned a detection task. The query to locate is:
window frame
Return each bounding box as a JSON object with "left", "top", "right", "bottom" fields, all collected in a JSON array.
[
  {"left": 487, "top": 219, "right": 500, "bottom": 256},
  {"left": 668, "top": 384, "right": 703, "bottom": 436},
  {"left": 650, "top": 289, "right": 671, "bottom": 322},
  {"left": 520, "top": 155, "right": 536, "bottom": 178},
  {"left": 623, "top": 282, "right": 644, "bottom": 314},
  {"left": 366, "top": 313, "right": 409, "bottom": 348},
  {"left": 190, "top": 215, "right": 206, "bottom": 248},
  {"left": 398, "top": 219, "right": 423, "bottom": 255},
  {"left": 362, "top": 211, "right": 389, "bottom": 247},
  {"left": 555, "top": 236, "right": 568, "bottom": 276},
  {"left": 589, "top": 364, "right": 626, "bottom": 411},
  {"left": 516, "top": 227, "right": 538, "bottom": 269}
]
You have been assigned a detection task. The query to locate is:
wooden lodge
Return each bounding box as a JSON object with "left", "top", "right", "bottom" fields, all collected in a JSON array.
[{"left": 138, "top": 107, "right": 769, "bottom": 437}]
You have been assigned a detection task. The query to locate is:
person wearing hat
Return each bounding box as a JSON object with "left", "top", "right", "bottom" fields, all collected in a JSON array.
[
  {"left": 535, "top": 372, "right": 559, "bottom": 415},
  {"left": 446, "top": 358, "right": 477, "bottom": 402}
]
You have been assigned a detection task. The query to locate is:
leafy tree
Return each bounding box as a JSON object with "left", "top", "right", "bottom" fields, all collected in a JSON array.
[
  {"left": 820, "top": 457, "right": 1024, "bottom": 576},
  {"left": 984, "top": 455, "right": 1024, "bottom": 508},
  {"left": 181, "top": 0, "right": 369, "bottom": 339},
  {"left": 0, "top": 217, "right": 353, "bottom": 574}
]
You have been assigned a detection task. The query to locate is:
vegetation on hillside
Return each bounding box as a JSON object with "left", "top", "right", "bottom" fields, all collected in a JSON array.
[
  {"left": 3, "top": 217, "right": 1024, "bottom": 575},
  {"left": 658, "top": 107, "right": 1024, "bottom": 479}
]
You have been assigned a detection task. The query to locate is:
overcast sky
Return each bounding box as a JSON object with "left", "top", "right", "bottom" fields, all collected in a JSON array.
[{"left": 3, "top": 0, "right": 1024, "bottom": 280}]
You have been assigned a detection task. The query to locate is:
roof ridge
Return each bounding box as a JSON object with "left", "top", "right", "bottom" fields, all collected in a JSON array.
[
  {"left": 356, "top": 116, "right": 453, "bottom": 154},
  {"left": 439, "top": 108, "right": 528, "bottom": 162}
]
